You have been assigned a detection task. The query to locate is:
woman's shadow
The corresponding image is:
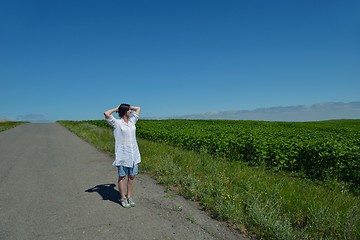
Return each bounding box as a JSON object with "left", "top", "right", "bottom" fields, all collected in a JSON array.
[{"left": 85, "top": 184, "right": 120, "bottom": 205}]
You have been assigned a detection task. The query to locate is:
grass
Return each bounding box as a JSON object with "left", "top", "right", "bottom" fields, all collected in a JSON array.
[
  {"left": 0, "top": 121, "right": 27, "bottom": 132},
  {"left": 58, "top": 120, "right": 360, "bottom": 240}
]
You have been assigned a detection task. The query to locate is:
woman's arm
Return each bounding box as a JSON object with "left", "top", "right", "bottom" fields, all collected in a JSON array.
[
  {"left": 131, "top": 106, "right": 141, "bottom": 115},
  {"left": 104, "top": 106, "right": 119, "bottom": 119}
]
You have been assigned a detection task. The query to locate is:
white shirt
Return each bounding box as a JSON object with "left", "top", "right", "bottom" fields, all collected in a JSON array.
[{"left": 106, "top": 113, "right": 141, "bottom": 167}]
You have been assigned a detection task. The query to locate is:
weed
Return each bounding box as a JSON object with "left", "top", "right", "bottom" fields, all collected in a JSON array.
[{"left": 186, "top": 216, "right": 196, "bottom": 223}]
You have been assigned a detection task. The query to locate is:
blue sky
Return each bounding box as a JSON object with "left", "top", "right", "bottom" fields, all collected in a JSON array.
[{"left": 1, "top": 0, "right": 359, "bottom": 122}]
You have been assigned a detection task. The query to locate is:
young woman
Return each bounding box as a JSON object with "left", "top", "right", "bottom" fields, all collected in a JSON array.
[{"left": 104, "top": 103, "right": 141, "bottom": 208}]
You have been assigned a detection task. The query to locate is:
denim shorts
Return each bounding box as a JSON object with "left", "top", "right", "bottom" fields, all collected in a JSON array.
[{"left": 117, "top": 164, "right": 138, "bottom": 177}]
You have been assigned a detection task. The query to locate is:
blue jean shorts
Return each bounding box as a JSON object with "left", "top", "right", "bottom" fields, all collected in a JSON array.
[{"left": 117, "top": 164, "right": 138, "bottom": 177}]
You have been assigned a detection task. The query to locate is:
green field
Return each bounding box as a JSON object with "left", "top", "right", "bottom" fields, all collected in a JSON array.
[
  {"left": 0, "top": 121, "right": 27, "bottom": 132},
  {"left": 91, "top": 119, "right": 360, "bottom": 193},
  {"left": 58, "top": 119, "right": 360, "bottom": 240}
]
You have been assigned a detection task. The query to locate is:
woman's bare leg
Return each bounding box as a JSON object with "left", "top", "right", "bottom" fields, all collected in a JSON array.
[
  {"left": 127, "top": 175, "right": 136, "bottom": 198},
  {"left": 118, "top": 176, "right": 127, "bottom": 200}
]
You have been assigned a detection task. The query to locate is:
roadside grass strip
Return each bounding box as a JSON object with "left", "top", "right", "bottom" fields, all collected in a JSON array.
[
  {"left": 58, "top": 120, "right": 360, "bottom": 240},
  {"left": 0, "top": 121, "right": 28, "bottom": 132}
]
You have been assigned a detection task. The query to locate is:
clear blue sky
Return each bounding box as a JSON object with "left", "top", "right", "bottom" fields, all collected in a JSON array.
[{"left": 1, "top": 0, "right": 359, "bottom": 122}]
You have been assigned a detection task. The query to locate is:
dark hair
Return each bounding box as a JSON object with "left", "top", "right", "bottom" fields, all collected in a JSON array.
[{"left": 118, "top": 103, "right": 130, "bottom": 117}]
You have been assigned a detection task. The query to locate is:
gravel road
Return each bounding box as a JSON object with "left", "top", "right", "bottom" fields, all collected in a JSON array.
[{"left": 0, "top": 123, "right": 247, "bottom": 240}]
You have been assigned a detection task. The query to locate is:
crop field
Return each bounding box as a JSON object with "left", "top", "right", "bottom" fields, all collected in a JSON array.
[
  {"left": 91, "top": 119, "right": 360, "bottom": 192},
  {"left": 59, "top": 119, "right": 360, "bottom": 239}
]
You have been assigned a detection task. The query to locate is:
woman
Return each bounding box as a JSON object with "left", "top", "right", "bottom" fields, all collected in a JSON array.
[{"left": 104, "top": 103, "right": 141, "bottom": 208}]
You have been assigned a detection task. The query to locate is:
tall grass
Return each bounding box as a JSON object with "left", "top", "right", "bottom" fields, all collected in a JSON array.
[{"left": 58, "top": 120, "right": 360, "bottom": 240}]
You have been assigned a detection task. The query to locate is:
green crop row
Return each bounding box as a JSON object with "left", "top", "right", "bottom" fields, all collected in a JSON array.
[{"left": 88, "top": 119, "right": 360, "bottom": 192}]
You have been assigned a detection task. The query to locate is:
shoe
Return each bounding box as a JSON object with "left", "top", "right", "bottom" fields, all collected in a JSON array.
[
  {"left": 127, "top": 197, "right": 136, "bottom": 207},
  {"left": 120, "top": 198, "right": 130, "bottom": 208}
]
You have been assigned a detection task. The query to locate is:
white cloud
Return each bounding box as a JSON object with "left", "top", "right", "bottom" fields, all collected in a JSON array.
[{"left": 175, "top": 101, "right": 360, "bottom": 121}]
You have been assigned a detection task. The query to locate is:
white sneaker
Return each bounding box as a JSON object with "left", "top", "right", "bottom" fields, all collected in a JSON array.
[
  {"left": 127, "top": 197, "right": 136, "bottom": 207},
  {"left": 120, "top": 199, "right": 130, "bottom": 208}
]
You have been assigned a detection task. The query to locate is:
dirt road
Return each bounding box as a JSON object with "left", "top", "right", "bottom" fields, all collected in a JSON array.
[{"left": 0, "top": 123, "right": 246, "bottom": 240}]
